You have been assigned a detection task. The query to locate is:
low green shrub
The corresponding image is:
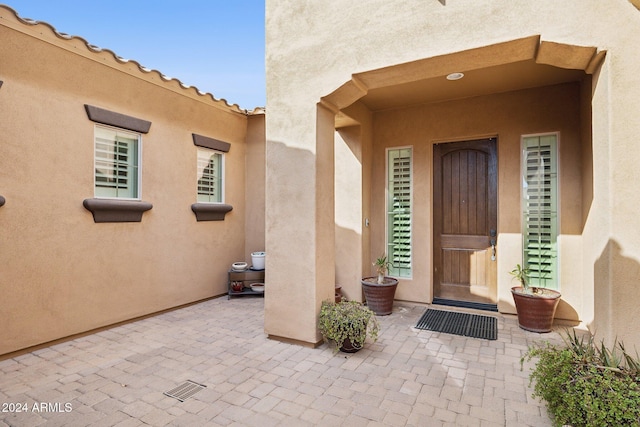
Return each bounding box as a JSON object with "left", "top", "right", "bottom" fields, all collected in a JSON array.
[{"left": 523, "top": 331, "right": 640, "bottom": 427}]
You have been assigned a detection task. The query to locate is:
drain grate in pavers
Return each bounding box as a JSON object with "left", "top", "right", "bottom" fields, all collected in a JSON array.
[
  {"left": 164, "top": 380, "right": 207, "bottom": 402},
  {"left": 415, "top": 309, "right": 497, "bottom": 340}
]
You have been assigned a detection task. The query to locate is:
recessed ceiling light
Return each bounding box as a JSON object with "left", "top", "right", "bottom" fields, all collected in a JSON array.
[{"left": 446, "top": 72, "right": 465, "bottom": 81}]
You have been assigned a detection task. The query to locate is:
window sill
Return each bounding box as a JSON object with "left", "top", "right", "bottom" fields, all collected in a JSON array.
[
  {"left": 191, "top": 203, "right": 233, "bottom": 221},
  {"left": 83, "top": 198, "right": 152, "bottom": 223}
]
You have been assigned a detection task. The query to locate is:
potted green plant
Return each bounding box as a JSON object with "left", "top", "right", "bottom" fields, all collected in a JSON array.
[
  {"left": 318, "top": 300, "right": 379, "bottom": 353},
  {"left": 510, "top": 263, "right": 561, "bottom": 333},
  {"left": 374, "top": 254, "right": 392, "bottom": 284},
  {"left": 361, "top": 254, "right": 398, "bottom": 315}
]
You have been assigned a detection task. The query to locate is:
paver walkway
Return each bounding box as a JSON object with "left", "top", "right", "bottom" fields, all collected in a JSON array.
[{"left": 0, "top": 297, "right": 569, "bottom": 426}]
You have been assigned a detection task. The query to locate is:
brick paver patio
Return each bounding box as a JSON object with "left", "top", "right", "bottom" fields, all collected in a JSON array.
[{"left": 0, "top": 297, "right": 568, "bottom": 426}]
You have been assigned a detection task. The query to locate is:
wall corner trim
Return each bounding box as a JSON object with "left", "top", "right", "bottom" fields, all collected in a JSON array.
[
  {"left": 83, "top": 198, "right": 153, "bottom": 223},
  {"left": 191, "top": 203, "right": 233, "bottom": 221},
  {"left": 0, "top": 195, "right": 5, "bottom": 207},
  {"left": 192, "top": 134, "right": 231, "bottom": 152},
  {"left": 84, "top": 105, "right": 152, "bottom": 134}
]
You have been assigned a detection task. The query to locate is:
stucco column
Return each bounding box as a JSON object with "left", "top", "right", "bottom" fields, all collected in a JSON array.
[
  {"left": 264, "top": 104, "right": 335, "bottom": 345},
  {"left": 333, "top": 102, "right": 373, "bottom": 301}
]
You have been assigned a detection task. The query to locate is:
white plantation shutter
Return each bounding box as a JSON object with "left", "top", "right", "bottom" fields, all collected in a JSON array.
[
  {"left": 94, "top": 126, "right": 139, "bottom": 199},
  {"left": 197, "top": 149, "right": 223, "bottom": 203},
  {"left": 522, "top": 134, "right": 558, "bottom": 288},
  {"left": 387, "top": 148, "right": 412, "bottom": 278}
]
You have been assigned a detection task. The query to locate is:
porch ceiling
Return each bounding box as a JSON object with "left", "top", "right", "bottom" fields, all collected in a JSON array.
[
  {"left": 327, "top": 36, "right": 605, "bottom": 127},
  {"left": 358, "top": 59, "right": 586, "bottom": 112}
]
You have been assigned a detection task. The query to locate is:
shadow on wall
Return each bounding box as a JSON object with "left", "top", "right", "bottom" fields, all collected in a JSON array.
[
  {"left": 555, "top": 298, "right": 580, "bottom": 326},
  {"left": 266, "top": 132, "right": 366, "bottom": 305},
  {"left": 592, "top": 239, "right": 640, "bottom": 348},
  {"left": 264, "top": 136, "right": 336, "bottom": 285},
  {"left": 334, "top": 125, "right": 368, "bottom": 304},
  {"left": 335, "top": 224, "right": 364, "bottom": 303}
]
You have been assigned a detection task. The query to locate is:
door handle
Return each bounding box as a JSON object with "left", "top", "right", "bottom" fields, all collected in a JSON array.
[{"left": 490, "top": 229, "right": 496, "bottom": 261}]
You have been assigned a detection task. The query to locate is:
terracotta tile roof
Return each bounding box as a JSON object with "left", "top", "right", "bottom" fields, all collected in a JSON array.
[{"left": 0, "top": 4, "right": 264, "bottom": 115}]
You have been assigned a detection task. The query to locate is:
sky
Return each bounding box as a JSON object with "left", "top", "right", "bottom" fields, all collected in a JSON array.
[{"left": 3, "top": 1, "right": 265, "bottom": 110}]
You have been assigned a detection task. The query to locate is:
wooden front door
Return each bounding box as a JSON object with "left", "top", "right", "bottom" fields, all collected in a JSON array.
[{"left": 433, "top": 138, "right": 498, "bottom": 306}]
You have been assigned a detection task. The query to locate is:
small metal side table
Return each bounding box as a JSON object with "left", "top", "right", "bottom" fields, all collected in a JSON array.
[{"left": 228, "top": 269, "right": 265, "bottom": 299}]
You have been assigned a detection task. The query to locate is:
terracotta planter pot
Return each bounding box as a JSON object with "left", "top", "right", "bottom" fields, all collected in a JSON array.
[
  {"left": 339, "top": 336, "right": 361, "bottom": 353},
  {"left": 361, "top": 277, "right": 398, "bottom": 316},
  {"left": 511, "top": 287, "right": 561, "bottom": 333}
]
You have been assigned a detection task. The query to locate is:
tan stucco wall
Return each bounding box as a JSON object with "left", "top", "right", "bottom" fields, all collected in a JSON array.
[
  {"left": 266, "top": 0, "right": 640, "bottom": 349},
  {"left": 0, "top": 12, "right": 262, "bottom": 355},
  {"left": 334, "top": 126, "right": 364, "bottom": 301}
]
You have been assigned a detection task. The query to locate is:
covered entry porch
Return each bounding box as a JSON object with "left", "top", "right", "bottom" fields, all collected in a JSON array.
[
  {"left": 264, "top": 35, "right": 604, "bottom": 347},
  {"left": 329, "top": 36, "right": 600, "bottom": 318}
]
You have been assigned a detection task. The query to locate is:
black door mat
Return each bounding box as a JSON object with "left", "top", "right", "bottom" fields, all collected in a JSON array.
[
  {"left": 415, "top": 309, "right": 497, "bottom": 340},
  {"left": 432, "top": 297, "right": 498, "bottom": 312}
]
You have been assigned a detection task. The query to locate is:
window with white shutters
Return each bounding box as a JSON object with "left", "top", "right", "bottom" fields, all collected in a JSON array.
[
  {"left": 94, "top": 126, "right": 140, "bottom": 199},
  {"left": 197, "top": 148, "right": 224, "bottom": 203},
  {"left": 522, "top": 134, "right": 558, "bottom": 289},
  {"left": 387, "top": 147, "right": 412, "bottom": 278}
]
